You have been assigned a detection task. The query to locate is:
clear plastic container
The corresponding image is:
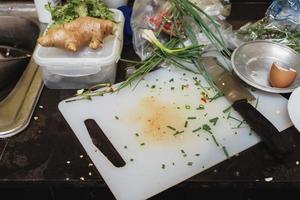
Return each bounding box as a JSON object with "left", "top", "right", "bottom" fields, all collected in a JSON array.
[{"left": 33, "top": 9, "right": 125, "bottom": 89}]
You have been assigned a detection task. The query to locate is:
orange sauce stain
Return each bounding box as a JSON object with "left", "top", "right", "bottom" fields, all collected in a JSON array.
[{"left": 128, "top": 96, "right": 187, "bottom": 145}]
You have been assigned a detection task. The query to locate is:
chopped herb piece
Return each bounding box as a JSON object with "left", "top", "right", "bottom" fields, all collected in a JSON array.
[
  {"left": 193, "top": 77, "right": 201, "bottom": 86},
  {"left": 185, "top": 105, "right": 191, "bottom": 109},
  {"left": 184, "top": 121, "right": 188, "bottom": 128},
  {"left": 140, "top": 143, "right": 145, "bottom": 146},
  {"left": 181, "top": 84, "right": 188, "bottom": 90},
  {"left": 167, "top": 126, "right": 176, "bottom": 131},
  {"left": 169, "top": 78, "right": 174, "bottom": 82},
  {"left": 146, "top": 84, "right": 149, "bottom": 87},
  {"left": 249, "top": 129, "right": 253, "bottom": 136},
  {"left": 156, "top": 79, "right": 159, "bottom": 81},
  {"left": 161, "top": 164, "right": 165, "bottom": 169},
  {"left": 255, "top": 96, "right": 260, "bottom": 108},
  {"left": 124, "top": 145, "right": 128, "bottom": 149},
  {"left": 204, "top": 113, "right": 208, "bottom": 117},
  {"left": 177, "top": 107, "right": 180, "bottom": 109},
  {"left": 183, "top": 73, "right": 186, "bottom": 76},
  {"left": 237, "top": 120, "right": 246, "bottom": 128},
  {"left": 211, "top": 135, "right": 219, "bottom": 146},
  {"left": 222, "top": 146, "right": 229, "bottom": 158},
  {"left": 135, "top": 133, "right": 139, "bottom": 137},
  {"left": 187, "top": 162, "right": 193, "bottom": 166},
  {"left": 171, "top": 87, "right": 175, "bottom": 90},
  {"left": 151, "top": 85, "right": 156, "bottom": 89},
  {"left": 202, "top": 124, "right": 211, "bottom": 132},
  {"left": 195, "top": 154, "right": 200, "bottom": 157},
  {"left": 172, "top": 162, "right": 175, "bottom": 166},
  {"left": 180, "top": 149, "right": 185, "bottom": 154},
  {"left": 130, "top": 158, "right": 134, "bottom": 162},
  {"left": 222, "top": 105, "right": 232, "bottom": 113},
  {"left": 228, "top": 115, "right": 243, "bottom": 122},
  {"left": 209, "top": 117, "right": 219, "bottom": 126},
  {"left": 114, "top": 116, "right": 119, "bottom": 120},
  {"left": 173, "top": 131, "right": 184, "bottom": 136},
  {"left": 209, "top": 92, "right": 223, "bottom": 101},
  {"left": 192, "top": 127, "right": 202, "bottom": 133},
  {"left": 196, "top": 105, "right": 205, "bottom": 110},
  {"left": 187, "top": 117, "right": 197, "bottom": 120},
  {"left": 183, "top": 154, "right": 187, "bottom": 157}
]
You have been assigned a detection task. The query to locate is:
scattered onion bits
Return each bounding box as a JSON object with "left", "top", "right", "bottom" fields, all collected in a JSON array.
[{"left": 269, "top": 62, "right": 297, "bottom": 88}]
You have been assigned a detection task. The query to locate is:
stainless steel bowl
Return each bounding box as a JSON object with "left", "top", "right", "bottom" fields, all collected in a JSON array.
[{"left": 231, "top": 40, "right": 300, "bottom": 93}]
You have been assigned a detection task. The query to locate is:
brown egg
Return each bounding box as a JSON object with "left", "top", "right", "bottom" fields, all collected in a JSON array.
[{"left": 269, "top": 62, "right": 297, "bottom": 88}]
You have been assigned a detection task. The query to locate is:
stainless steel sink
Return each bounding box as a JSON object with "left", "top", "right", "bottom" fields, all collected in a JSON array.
[
  {"left": 0, "top": 1, "right": 45, "bottom": 137},
  {"left": 0, "top": 16, "right": 39, "bottom": 88}
]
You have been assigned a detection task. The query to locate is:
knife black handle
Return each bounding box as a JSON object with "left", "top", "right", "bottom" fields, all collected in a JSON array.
[{"left": 233, "top": 99, "right": 293, "bottom": 158}]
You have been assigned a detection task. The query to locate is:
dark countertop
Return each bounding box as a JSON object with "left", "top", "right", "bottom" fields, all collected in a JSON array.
[{"left": 1, "top": 0, "right": 300, "bottom": 199}]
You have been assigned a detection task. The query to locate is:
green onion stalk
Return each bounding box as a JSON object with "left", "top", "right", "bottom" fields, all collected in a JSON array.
[{"left": 118, "top": 30, "right": 205, "bottom": 91}]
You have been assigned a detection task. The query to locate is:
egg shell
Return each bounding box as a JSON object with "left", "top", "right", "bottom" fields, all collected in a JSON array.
[{"left": 269, "top": 62, "right": 297, "bottom": 88}]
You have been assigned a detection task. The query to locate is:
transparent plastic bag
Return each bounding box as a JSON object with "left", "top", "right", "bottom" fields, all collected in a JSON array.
[
  {"left": 232, "top": 0, "right": 300, "bottom": 54},
  {"left": 236, "top": 18, "right": 300, "bottom": 54},
  {"left": 266, "top": 0, "right": 300, "bottom": 25},
  {"left": 131, "top": 0, "right": 231, "bottom": 60}
]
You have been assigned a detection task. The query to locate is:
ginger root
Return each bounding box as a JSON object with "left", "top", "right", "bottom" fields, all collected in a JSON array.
[{"left": 38, "top": 16, "right": 116, "bottom": 52}]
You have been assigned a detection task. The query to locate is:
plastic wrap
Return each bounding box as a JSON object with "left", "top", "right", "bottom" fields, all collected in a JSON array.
[
  {"left": 131, "top": 0, "right": 231, "bottom": 59},
  {"left": 266, "top": 0, "right": 300, "bottom": 25}
]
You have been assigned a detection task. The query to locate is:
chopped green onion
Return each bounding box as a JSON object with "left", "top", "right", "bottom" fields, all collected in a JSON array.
[
  {"left": 196, "top": 105, "right": 205, "bottom": 110},
  {"left": 184, "top": 121, "right": 188, "bottom": 128},
  {"left": 222, "top": 146, "right": 229, "bottom": 158},
  {"left": 202, "top": 124, "right": 211, "bottom": 132},
  {"left": 185, "top": 105, "right": 191, "bottom": 109},
  {"left": 167, "top": 126, "right": 177, "bottom": 131},
  {"left": 209, "top": 117, "right": 219, "bottom": 126},
  {"left": 192, "top": 127, "right": 202, "bottom": 133},
  {"left": 222, "top": 105, "right": 232, "bottom": 113},
  {"left": 174, "top": 131, "right": 184, "bottom": 136}
]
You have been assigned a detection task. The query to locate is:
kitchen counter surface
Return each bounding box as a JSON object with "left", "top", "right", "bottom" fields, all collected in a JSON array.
[{"left": 1, "top": 0, "right": 300, "bottom": 199}]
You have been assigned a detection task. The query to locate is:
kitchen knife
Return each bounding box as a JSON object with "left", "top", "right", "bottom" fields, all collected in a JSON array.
[{"left": 202, "top": 56, "right": 293, "bottom": 159}]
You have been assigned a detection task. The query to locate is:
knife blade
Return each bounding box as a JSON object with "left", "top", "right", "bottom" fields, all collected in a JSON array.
[{"left": 202, "top": 56, "right": 293, "bottom": 159}]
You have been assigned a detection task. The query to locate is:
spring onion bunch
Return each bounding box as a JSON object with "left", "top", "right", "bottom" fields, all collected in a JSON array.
[{"left": 118, "top": 30, "right": 205, "bottom": 90}]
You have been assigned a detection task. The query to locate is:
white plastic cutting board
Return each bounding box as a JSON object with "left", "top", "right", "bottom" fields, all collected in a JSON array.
[{"left": 59, "top": 64, "right": 292, "bottom": 200}]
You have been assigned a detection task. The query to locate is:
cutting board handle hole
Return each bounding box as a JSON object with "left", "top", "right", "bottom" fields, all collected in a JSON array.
[{"left": 84, "top": 119, "right": 126, "bottom": 168}]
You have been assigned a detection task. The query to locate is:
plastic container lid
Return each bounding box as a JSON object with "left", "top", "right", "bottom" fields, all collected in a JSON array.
[{"left": 34, "top": 9, "right": 125, "bottom": 76}]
